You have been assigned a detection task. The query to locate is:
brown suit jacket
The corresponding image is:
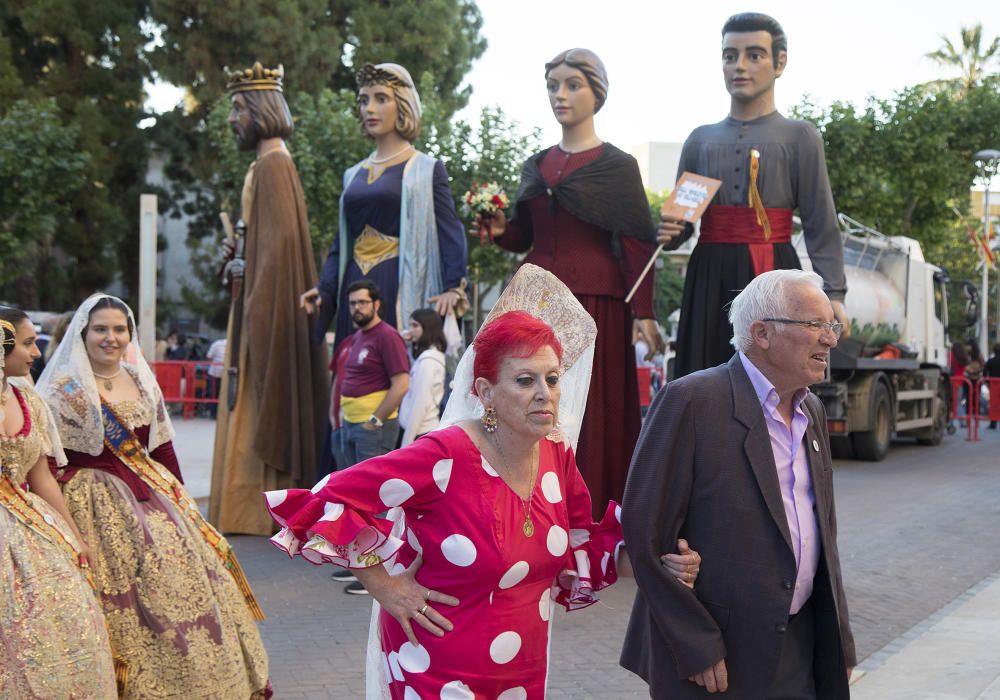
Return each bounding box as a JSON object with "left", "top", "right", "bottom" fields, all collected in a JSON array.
[{"left": 620, "top": 355, "right": 856, "bottom": 699}]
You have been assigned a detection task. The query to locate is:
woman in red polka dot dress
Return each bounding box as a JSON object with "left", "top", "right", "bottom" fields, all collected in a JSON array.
[{"left": 265, "top": 267, "right": 699, "bottom": 699}]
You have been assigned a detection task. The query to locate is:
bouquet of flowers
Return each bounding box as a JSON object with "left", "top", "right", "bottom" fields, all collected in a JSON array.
[{"left": 461, "top": 181, "right": 510, "bottom": 245}]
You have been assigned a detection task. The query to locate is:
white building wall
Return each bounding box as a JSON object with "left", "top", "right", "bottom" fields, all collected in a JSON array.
[{"left": 630, "top": 141, "right": 685, "bottom": 193}]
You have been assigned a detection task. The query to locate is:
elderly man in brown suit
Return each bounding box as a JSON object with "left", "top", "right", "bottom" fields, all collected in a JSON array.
[{"left": 620, "top": 268, "right": 856, "bottom": 698}]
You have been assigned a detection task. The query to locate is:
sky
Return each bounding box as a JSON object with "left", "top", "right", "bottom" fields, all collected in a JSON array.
[
  {"left": 454, "top": 0, "right": 1000, "bottom": 148},
  {"left": 146, "top": 1, "right": 1000, "bottom": 150}
]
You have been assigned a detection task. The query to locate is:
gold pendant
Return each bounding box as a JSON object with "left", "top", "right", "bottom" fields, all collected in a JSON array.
[
  {"left": 523, "top": 518, "right": 534, "bottom": 537},
  {"left": 103, "top": 379, "right": 114, "bottom": 391}
]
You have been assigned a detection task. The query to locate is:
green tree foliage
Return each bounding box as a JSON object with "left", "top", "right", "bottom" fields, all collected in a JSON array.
[
  {"left": 645, "top": 189, "right": 685, "bottom": 327},
  {"left": 0, "top": 1, "right": 486, "bottom": 314},
  {"left": 0, "top": 100, "right": 90, "bottom": 304},
  {"left": 0, "top": 0, "right": 152, "bottom": 309},
  {"left": 422, "top": 98, "right": 539, "bottom": 321},
  {"left": 148, "top": 0, "right": 485, "bottom": 116},
  {"left": 794, "top": 81, "right": 1000, "bottom": 337}
]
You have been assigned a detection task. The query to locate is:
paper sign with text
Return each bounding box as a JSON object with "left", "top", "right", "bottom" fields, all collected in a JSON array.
[{"left": 661, "top": 172, "right": 722, "bottom": 223}]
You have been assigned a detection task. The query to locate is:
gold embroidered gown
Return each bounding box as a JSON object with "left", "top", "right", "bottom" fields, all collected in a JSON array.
[
  {"left": 53, "top": 379, "right": 270, "bottom": 699},
  {"left": 0, "top": 385, "right": 117, "bottom": 699}
]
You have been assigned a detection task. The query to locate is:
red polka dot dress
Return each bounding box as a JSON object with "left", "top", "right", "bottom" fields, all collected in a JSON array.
[{"left": 264, "top": 425, "right": 622, "bottom": 699}]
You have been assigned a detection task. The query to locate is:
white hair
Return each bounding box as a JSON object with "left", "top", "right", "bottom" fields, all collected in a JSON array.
[{"left": 729, "top": 269, "right": 825, "bottom": 352}]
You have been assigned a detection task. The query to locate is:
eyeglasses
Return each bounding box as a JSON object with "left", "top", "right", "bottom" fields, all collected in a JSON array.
[
  {"left": 761, "top": 318, "right": 844, "bottom": 339},
  {"left": 348, "top": 299, "right": 373, "bottom": 308}
]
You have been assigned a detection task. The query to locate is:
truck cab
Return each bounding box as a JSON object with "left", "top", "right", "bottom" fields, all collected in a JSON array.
[{"left": 798, "top": 215, "right": 951, "bottom": 460}]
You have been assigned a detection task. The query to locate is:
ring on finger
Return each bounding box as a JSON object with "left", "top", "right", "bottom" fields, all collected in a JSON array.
[
  {"left": 424, "top": 589, "right": 430, "bottom": 601},
  {"left": 418, "top": 603, "right": 429, "bottom": 616}
]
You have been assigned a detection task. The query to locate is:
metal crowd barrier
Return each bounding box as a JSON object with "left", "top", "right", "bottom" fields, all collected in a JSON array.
[
  {"left": 151, "top": 361, "right": 223, "bottom": 419},
  {"left": 976, "top": 377, "right": 999, "bottom": 435}
]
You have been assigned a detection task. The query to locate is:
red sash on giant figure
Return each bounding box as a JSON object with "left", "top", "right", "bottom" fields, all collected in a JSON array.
[{"left": 699, "top": 205, "right": 794, "bottom": 276}]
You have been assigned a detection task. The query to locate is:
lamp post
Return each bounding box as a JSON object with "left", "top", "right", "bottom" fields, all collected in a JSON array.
[{"left": 973, "top": 149, "right": 999, "bottom": 353}]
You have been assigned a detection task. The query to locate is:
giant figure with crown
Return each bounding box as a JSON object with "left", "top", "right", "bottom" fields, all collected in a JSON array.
[{"left": 210, "top": 62, "right": 329, "bottom": 536}]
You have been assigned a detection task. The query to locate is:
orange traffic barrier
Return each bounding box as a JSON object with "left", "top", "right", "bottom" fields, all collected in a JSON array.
[
  {"left": 151, "top": 361, "right": 223, "bottom": 419},
  {"left": 637, "top": 366, "right": 653, "bottom": 408},
  {"left": 977, "top": 377, "right": 1000, "bottom": 428}
]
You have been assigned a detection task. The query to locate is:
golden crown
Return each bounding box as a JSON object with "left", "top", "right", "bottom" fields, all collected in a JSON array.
[{"left": 225, "top": 62, "right": 284, "bottom": 94}]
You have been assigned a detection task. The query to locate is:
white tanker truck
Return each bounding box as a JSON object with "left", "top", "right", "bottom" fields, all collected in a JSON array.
[{"left": 796, "top": 214, "right": 951, "bottom": 461}]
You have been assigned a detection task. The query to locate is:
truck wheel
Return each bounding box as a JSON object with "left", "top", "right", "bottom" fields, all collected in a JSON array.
[
  {"left": 830, "top": 435, "right": 854, "bottom": 459},
  {"left": 916, "top": 381, "right": 948, "bottom": 446},
  {"left": 852, "top": 382, "right": 891, "bottom": 461}
]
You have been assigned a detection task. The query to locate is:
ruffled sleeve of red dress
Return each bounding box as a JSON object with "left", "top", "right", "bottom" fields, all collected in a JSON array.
[
  {"left": 263, "top": 431, "right": 452, "bottom": 569},
  {"left": 551, "top": 439, "right": 624, "bottom": 611}
]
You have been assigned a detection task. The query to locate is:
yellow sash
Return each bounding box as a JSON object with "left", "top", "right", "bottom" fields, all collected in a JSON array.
[
  {"left": 0, "top": 476, "right": 94, "bottom": 588},
  {"left": 353, "top": 225, "right": 400, "bottom": 274}
]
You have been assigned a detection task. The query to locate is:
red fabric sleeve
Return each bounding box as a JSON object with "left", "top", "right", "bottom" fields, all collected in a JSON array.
[
  {"left": 552, "top": 440, "right": 624, "bottom": 611},
  {"left": 495, "top": 206, "right": 534, "bottom": 253},
  {"left": 621, "top": 235, "right": 656, "bottom": 319},
  {"left": 264, "top": 430, "right": 453, "bottom": 568},
  {"left": 150, "top": 440, "right": 184, "bottom": 484}
]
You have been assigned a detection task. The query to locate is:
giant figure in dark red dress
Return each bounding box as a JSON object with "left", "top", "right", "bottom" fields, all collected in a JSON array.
[{"left": 484, "top": 49, "right": 663, "bottom": 517}]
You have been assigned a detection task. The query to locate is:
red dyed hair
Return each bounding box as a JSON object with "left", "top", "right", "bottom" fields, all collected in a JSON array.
[{"left": 472, "top": 311, "right": 563, "bottom": 395}]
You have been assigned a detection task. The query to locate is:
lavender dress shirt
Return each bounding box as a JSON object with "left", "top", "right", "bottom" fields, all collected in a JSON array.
[{"left": 739, "top": 352, "right": 820, "bottom": 614}]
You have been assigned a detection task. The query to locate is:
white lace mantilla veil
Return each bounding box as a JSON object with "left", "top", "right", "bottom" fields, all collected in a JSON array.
[
  {"left": 365, "top": 264, "right": 598, "bottom": 698},
  {"left": 35, "top": 293, "right": 175, "bottom": 457}
]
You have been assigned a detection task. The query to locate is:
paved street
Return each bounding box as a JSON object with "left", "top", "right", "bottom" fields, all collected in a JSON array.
[{"left": 175, "top": 419, "right": 1000, "bottom": 698}]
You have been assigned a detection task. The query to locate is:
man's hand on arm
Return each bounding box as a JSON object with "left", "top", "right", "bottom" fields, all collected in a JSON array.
[
  {"left": 689, "top": 659, "right": 728, "bottom": 693},
  {"left": 660, "top": 538, "right": 701, "bottom": 589}
]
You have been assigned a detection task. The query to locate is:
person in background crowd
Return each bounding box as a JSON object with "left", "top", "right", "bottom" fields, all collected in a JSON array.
[
  {"left": 165, "top": 329, "right": 191, "bottom": 360},
  {"left": 154, "top": 331, "right": 168, "bottom": 361},
  {"left": 984, "top": 342, "right": 1000, "bottom": 429},
  {"left": 338, "top": 280, "right": 410, "bottom": 467},
  {"left": 965, "top": 341, "right": 985, "bottom": 418},
  {"left": 205, "top": 337, "right": 227, "bottom": 417},
  {"left": 45, "top": 311, "right": 73, "bottom": 365},
  {"left": 29, "top": 317, "right": 53, "bottom": 382},
  {"left": 951, "top": 341, "right": 970, "bottom": 417},
  {"left": 399, "top": 308, "right": 447, "bottom": 447},
  {"left": 332, "top": 279, "right": 410, "bottom": 595}
]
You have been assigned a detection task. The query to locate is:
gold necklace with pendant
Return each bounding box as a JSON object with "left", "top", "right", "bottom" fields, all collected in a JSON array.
[
  {"left": 491, "top": 435, "right": 538, "bottom": 537},
  {"left": 93, "top": 366, "right": 123, "bottom": 391}
]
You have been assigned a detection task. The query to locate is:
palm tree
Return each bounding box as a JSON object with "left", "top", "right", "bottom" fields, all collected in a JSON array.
[{"left": 926, "top": 23, "right": 1000, "bottom": 96}]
